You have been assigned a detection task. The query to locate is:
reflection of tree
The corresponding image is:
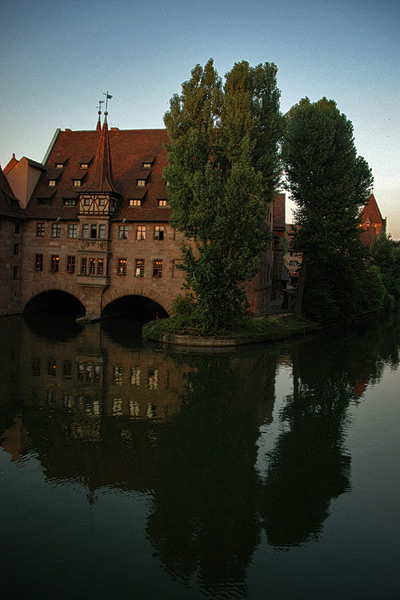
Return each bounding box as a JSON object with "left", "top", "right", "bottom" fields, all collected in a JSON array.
[
  {"left": 260, "top": 315, "right": 400, "bottom": 547},
  {"left": 146, "top": 349, "right": 277, "bottom": 598}
]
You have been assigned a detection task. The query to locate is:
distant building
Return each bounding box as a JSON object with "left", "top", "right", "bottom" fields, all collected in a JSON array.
[
  {"left": 360, "top": 193, "right": 387, "bottom": 247},
  {"left": 2, "top": 115, "right": 277, "bottom": 319}
]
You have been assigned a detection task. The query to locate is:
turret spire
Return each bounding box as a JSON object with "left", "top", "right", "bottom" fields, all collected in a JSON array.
[{"left": 96, "top": 100, "right": 104, "bottom": 132}]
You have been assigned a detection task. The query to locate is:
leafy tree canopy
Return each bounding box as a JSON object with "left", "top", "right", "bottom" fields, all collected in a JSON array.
[
  {"left": 282, "top": 97, "right": 378, "bottom": 321},
  {"left": 163, "top": 59, "right": 284, "bottom": 330}
]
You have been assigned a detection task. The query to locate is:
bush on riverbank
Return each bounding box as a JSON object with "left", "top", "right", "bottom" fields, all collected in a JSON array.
[{"left": 142, "top": 313, "right": 319, "bottom": 344}]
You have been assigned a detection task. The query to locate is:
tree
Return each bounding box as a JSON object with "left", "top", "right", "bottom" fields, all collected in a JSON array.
[
  {"left": 163, "top": 59, "right": 284, "bottom": 330},
  {"left": 371, "top": 233, "right": 400, "bottom": 305},
  {"left": 282, "top": 97, "right": 376, "bottom": 321}
]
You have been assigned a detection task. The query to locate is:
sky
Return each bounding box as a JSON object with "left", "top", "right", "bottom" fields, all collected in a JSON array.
[{"left": 1, "top": 0, "right": 399, "bottom": 236}]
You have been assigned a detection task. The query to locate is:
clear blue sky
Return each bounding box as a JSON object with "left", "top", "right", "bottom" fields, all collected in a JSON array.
[{"left": 1, "top": 0, "right": 399, "bottom": 236}]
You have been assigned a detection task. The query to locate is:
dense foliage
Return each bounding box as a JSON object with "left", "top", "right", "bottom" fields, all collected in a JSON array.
[
  {"left": 370, "top": 233, "right": 400, "bottom": 306},
  {"left": 282, "top": 97, "right": 384, "bottom": 321},
  {"left": 163, "top": 59, "right": 284, "bottom": 330}
]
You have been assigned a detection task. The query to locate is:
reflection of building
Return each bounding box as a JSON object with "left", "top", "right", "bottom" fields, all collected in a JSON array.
[{"left": 2, "top": 113, "right": 280, "bottom": 319}]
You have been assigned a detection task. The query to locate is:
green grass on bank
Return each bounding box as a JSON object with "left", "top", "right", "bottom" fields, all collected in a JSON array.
[{"left": 142, "top": 313, "right": 319, "bottom": 345}]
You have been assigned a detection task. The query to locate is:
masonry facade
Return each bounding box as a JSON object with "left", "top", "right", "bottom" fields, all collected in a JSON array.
[{"left": 2, "top": 116, "right": 276, "bottom": 319}]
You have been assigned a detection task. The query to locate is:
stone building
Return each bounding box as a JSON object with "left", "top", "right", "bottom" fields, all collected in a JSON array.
[
  {"left": 360, "top": 192, "right": 387, "bottom": 247},
  {"left": 2, "top": 114, "right": 276, "bottom": 320}
]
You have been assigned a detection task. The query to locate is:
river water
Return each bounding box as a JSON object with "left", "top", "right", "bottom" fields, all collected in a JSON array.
[{"left": 1, "top": 313, "right": 399, "bottom": 599}]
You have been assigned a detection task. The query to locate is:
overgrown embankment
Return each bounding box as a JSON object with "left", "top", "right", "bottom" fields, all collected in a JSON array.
[{"left": 142, "top": 313, "right": 319, "bottom": 346}]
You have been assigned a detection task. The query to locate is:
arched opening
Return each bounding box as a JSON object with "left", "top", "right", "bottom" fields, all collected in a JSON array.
[
  {"left": 24, "top": 290, "right": 85, "bottom": 317},
  {"left": 102, "top": 295, "right": 169, "bottom": 321},
  {"left": 23, "top": 291, "right": 85, "bottom": 341},
  {"left": 101, "top": 295, "right": 169, "bottom": 348}
]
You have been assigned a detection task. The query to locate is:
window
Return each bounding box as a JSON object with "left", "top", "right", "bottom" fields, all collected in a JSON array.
[
  {"left": 48, "top": 180, "right": 56, "bottom": 187},
  {"left": 142, "top": 162, "right": 152, "bottom": 169},
  {"left": 119, "top": 225, "right": 128, "bottom": 240},
  {"left": 81, "top": 258, "right": 87, "bottom": 275},
  {"left": 63, "top": 199, "right": 77, "bottom": 206},
  {"left": 157, "top": 199, "right": 168, "bottom": 207},
  {"left": 135, "top": 259, "right": 144, "bottom": 277},
  {"left": 13, "top": 244, "right": 19, "bottom": 256},
  {"left": 13, "top": 266, "right": 19, "bottom": 280},
  {"left": 68, "top": 224, "right": 78, "bottom": 238},
  {"left": 90, "top": 224, "right": 97, "bottom": 239},
  {"left": 67, "top": 256, "right": 75, "bottom": 274},
  {"left": 52, "top": 223, "right": 61, "bottom": 238},
  {"left": 97, "top": 258, "right": 104, "bottom": 275},
  {"left": 35, "top": 254, "right": 43, "bottom": 272},
  {"left": 118, "top": 258, "right": 127, "bottom": 276},
  {"left": 73, "top": 179, "right": 81, "bottom": 187},
  {"left": 82, "top": 224, "right": 89, "bottom": 238},
  {"left": 137, "top": 179, "right": 146, "bottom": 187},
  {"left": 129, "top": 199, "right": 141, "bottom": 207},
  {"left": 15, "top": 223, "right": 20, "bottom": 234},
  {"left": 99, "top": 224, "right": 106, "bottom": 239},
  {"left": 38, "top": 198, "right": 51, "bottom": 205},
  {"left": 50, "top": 255, "right": 60, "bottom": 273},
  {"left": 89, "top": 257, "right": 96, "bottom": 275},
  {"left": 154, "top": 226, "right": 164, "bottom": 240},
  {"left": 83, "top": 197, "right": 90, "bottom": 206},
  {"left": 153, "top": 259, "right": 163, "bottom": 278},
  {"left": 48, "top": 359, "right": 57, "bottom": 376},
  {"left": 80, "top": 163, "right": 89, "bottom": 169},
  {"left": 56, "top": 163, "right": 64, "bottom": 169},
  {"left": 136, "top": 226, "right": 146, "bottom": 240}
]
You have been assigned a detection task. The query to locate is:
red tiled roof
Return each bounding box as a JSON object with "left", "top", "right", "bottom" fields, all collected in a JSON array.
[{"left": 26, "top": 127, "right": 170, "bottom": 222}]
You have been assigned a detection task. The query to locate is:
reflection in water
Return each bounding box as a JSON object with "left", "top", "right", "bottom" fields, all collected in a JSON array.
[{"left": 1, "top": 313, "right": 399, "bottom": 598}]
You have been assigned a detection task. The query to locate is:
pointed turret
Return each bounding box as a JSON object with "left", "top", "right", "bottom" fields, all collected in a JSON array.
[
  {"left": 96, "top": 114, "right": 101, "bottom": 132},
  {"left": 84, "top": 114, "right": 119, "bottom": 194}
]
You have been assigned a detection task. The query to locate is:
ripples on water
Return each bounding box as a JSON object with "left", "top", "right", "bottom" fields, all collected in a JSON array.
[{"left": 0, "top": 313, "right": 399, "bottom": 599}]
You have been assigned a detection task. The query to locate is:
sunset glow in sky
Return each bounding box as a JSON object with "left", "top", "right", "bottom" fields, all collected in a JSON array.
[{"left": 1, "top": 0, "right": 399, "bottom": 236}]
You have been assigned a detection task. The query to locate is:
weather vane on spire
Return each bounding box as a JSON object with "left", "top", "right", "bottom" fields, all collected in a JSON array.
[
  {"left": 103, "top": 91, "right": 113, "bottom": 115},
  {"left": 97, "top": 99, "right": 104, "bottom": 115}
]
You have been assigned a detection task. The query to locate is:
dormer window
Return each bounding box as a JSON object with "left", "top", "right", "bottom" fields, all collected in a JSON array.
[
  {"left": 48, "top": 180, "right": 56, "bottom": 187},
  {"left": 129, "top": 199, "right": 141, "bottom": 207},
  {"left": 137, "top": 179, "right": 146, "bottom": 188},
  {"left": 142, "top": 163, "right": 151, "bottom": 169},
  {"left": 73, "top": 179, "right": 81, "bottom": 187},
  {"left": 157, "top": 199, "right": 169, "bottom": 207},
  {"left": 56, "top": 163, "right": 64, "bottom": 169},
  {"left": 80, "top": 163, "right": 89, "bottom": 169}
]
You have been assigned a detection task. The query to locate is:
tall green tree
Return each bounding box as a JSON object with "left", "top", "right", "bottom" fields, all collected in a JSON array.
[
  {"left": 163, "top": 59, "right": 284, "bottom": 330},
  {"left": 282, "top": 97, "right": 376, "bottom": 321}
]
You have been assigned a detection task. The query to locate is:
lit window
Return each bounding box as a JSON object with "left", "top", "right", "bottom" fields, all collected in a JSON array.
[
  {"left": 135, "top": 259, "right": 144, "bottom": 277},
  {"left": 89, "top": 257, "right": 96, "bottom": 275},
  {"left": 56, "top": 163, "right": 64, "bottom": 169},
  {"left": 118, "top": 258, "right": 127, "bottom": 276},
  {"left": 50, "top": 255, "right": 60, "bottom": 273},
  {"left": 67, "top": 256, "right": 75, "bottom": 274},
  {"left": 52, "top": 223, "right": 61, "bottom": 238},
  {"left": 137, "top": 179, "right": 146, "bottom": 187},
  {"left": 48, "top": 180, "right": 56, "bottom": 187},
  {"left": 80, "top": 163, "right": 89, "bottom": 169},
  {"left": 37, "top": 223, "right": 45, "bottom": 237},
  {"left": 136, "top": 226, "right": 146, "bottom": 240},
  {"left": 142, "top": 162, "right": 151, "bottom": 169},
  {"left": 129, "top": 199, "right": 141, "bottom": 207},
  {"left": 97, "top": 258, "right": 104, "bottom": 275},
  {"left": 68, "top": 224, "right": 77, "bottom": 238},
  {"left": 35, "top": 254, "right": 43, "bottom": 272},
  {"left": 73, "top": 180, "right": 81, "bottom": 187},
  {"left": 153, "top": 259, "right": 163, "bottom": 278},
  {"left": 154, "top": 226, "right": 164, "bottom": 240},
  {"left": 157, "top": 199, "right": 168, "bottom": 207},
  {"left": 119, "top": 225, "right": 128, "bottom": 240}
]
